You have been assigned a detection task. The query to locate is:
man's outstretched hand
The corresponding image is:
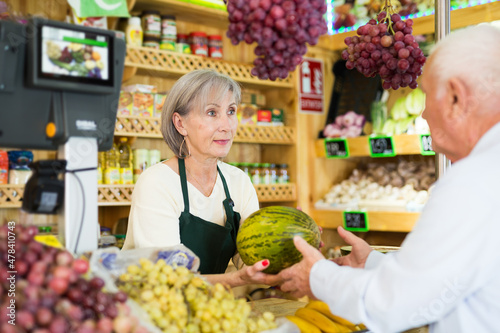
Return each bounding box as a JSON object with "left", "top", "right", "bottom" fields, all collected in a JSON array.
[{"left": 332, "top": 226, "right": 372, "bottom": 268}]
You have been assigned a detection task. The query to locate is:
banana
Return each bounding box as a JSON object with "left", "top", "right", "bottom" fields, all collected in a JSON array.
[
  {"left": 295, "top": 307, "right": 351, "bottom": 333},
  {"left": 286, "top": 315, "right": 322, "bottom": 333},
  {"left": 306, "top": 300, "right": 358, "bottom": 331}
]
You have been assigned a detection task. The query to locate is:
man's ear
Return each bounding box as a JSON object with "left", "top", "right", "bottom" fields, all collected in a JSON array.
[
  {"left": 446, "top": 77, "right": 469, "bottom": 119},
  {"left": 172, "top": 112, "right": 188, "bottom": 136}
]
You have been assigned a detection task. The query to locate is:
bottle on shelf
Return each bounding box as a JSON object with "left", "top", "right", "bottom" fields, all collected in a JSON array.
[
  {"left": 278, "top": 164, "right": 290, "bottom": 184},
  {"left": 133, "top": 148, "right": 149, "bottom": 183},
  {"left": 104, "top": 143, "right": 120, "bottom": 185},
  {"left": 240, "top": 162, "right": 251, "bottom": 179},
  {"left": 250, "top": 163, "right": 261, "bottom": 185},
  {"left": 261, "top": 163, "right": 271, "bottom": 185},
  {"left": 269, "top": 163, "right": 278, "bottom": 184},
  {"left": 126, "top": 16, "right": 143, "bottom": 47},
  {"left": 97, "top": 151, "right": 105, "bottom": 185},
  {"left": 118, "top": 138, "right": 133, "bottom": 185}
]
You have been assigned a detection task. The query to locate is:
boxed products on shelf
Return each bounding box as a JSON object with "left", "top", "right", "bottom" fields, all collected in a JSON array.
[{"left": 121, "top": 84, "right": 167, "bottom": 117}]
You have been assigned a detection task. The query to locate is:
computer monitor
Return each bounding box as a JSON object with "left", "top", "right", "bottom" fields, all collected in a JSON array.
[{"left": 0, "top": 17, "right": 125, "bottom": 151}]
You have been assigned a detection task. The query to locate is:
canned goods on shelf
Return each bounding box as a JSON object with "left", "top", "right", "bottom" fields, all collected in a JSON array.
[
  {"left": 143, "top": 36, "right": 160, "bottom": 49},
  {"left": 160, "top": 15, "right": 176, "bottom": 52},
  {"left": 189, "top": 31, "right": 208, "bottom": 57},
  {"left": 176, "top": 34, "right": 191, "bottom": 54},
  {"left": 208, "top": 35, "right": 223, "bottom": 59},
  {"left": 141, "top": 10, "right": 161, "bottom": 38}
]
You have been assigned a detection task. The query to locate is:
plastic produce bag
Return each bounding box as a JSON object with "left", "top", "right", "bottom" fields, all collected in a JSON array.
[{"left": 88, "top": 245, "right": 200, "bottom": 333}]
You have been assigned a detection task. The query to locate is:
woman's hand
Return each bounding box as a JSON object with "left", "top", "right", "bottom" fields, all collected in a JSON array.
[
  {"left": 331, "top": 226, "right": 372, "bottom": 268},
  {"left": 236, "top": 259, "right": 284, "bottom": 287}
]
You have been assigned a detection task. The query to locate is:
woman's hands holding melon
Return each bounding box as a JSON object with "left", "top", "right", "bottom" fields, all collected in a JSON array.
[
  {"left": 236, "top": 259, "right": 285, "bottom": 287},
  {"left": 332, "top": 226, "right": 372, "bottom": 268}
]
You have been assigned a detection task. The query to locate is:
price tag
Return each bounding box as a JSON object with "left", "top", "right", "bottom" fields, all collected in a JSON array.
[
  {"left": 324, "top": 138, "right": 349, "bottom": 159},
  {"left": 343, "top": 211, "right": 369, "bottom": 232},
  {"left": 420, "top": 134, "right": 435, "bottom": 155},
  {"left": 369, "top": 136, "right": 396, "bottom": 157}
]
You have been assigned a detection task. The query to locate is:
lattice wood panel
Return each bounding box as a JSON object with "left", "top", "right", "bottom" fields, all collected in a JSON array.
[
  {"left": 125, "top": 47, "right": 294, "bottom": 88},
  {"left": 98, "top": 185, "right": 134, "bottom": 206},
  {"left": 235, "top": 126, "right": 295, "bottom": 144},
  {"left": 114, "top": 116, "right": 295, "bottom": 144},
  {"left": 0, "top": 185, "right": 24, "bottom": 208},
  {"left": 255, "top": 183, "right": 296, "bottom": 202},
  {"left": 115, "top": 116, "right": 162, "bottom": 138}
]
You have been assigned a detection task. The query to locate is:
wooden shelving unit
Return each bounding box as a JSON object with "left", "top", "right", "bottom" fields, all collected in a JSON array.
[
  {"left": 124, "top": 47, "right": 294, "bottom": 89},
  {"left": 0, "top": 185, "right": 24, "bottom": 208},
  {"left": 115, "top": 116, "right": 296, "bottom": 144},
  {"left": 312, "top": 209, "right": 420, "bottom": 233},
  {"left": 131, "top": 0, "right": 228, "bottom": 28},
  {"left": 315, "top": 134, "right": 425, "bottom": 157},
  {"left": 0, "top": 183, "right": 297, "bottom": 208},
  {"left": 316, "top": 1, "right": 500, "bottom": 51}
]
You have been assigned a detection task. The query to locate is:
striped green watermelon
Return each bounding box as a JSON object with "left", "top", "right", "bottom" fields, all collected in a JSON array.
[{"left": 236, "top": 206, "right": 321, "bottom": 274}]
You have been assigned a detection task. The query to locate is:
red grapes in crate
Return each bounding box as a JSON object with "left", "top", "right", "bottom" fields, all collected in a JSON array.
[
  {"left": 341, "top": 11, "right": 426, "bottom": 89},
  {"left": 225, "top": 0, "right": 328, "bottom": 81},
  {"left": 0, "top": 225, "right": 147, "bottom": 333}
]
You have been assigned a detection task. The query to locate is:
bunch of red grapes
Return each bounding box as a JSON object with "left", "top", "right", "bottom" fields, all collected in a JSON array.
[
  {"left": 0, "top": 225, "right": 146, "bottom": 333},
  {"left": 342, "top": 11, "right": 426, "bottom": 89},
  {"left": 225, "top": 0, "right": 328, "bottom": 81}
]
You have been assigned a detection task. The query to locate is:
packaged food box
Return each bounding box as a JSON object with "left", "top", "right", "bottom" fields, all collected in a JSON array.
[
  {"left": 122, "top": 84, "right": 157, "bottom": 93},
  {"left": 118, "top": 91, "right": 133, "bottom": 116},
  {"left": 238, "top": 103, "right": 258, "bottom": 125},
  {"left": 270, "top": 108, "right": 284, "bottom": 126},
  {"left": 257, "top": 109, "right": 272, "bottom": 126},
  {"left": 133, "top": 92, "right": 155, "bottom": 117},
  {"left": 241, "top": 90, "right": 266, "bottom": 107},
  {"left": 154, "top": 93, "right": 167, "bottom": 117}
]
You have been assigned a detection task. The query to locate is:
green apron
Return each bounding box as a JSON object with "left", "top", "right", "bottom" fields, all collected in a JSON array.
[{"left": 178, "top": 158, "right": 241, "bottom": 274}]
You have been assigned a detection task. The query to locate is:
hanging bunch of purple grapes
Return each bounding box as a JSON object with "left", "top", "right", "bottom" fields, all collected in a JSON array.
[
  {"left": 225, "top": 0, "right": 328, "bottom": 81},
  {"left": 341, "top": 0, "right": 426, "bottom": 90}
]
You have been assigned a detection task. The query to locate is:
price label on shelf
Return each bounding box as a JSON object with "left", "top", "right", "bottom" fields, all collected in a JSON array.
[
  {"left": 420, "top": 134, "right": 435, "bottom": 155},
  {"left": 343, "top": 211, "right": 369, "bottom": 232},
  {"left": 369, "top": 136, "right": 396, "bottom": 157},
  {"left": 324, "top": 138, "right": 349, "bottom": 158}
]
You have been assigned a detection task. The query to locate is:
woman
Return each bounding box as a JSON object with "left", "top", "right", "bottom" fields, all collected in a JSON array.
[{"left": 122, "top": 69, "right": 273, "bottom": 287}]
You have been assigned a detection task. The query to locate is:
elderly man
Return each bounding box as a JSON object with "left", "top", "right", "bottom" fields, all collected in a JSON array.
[{"left": 277, "top": 24, "right": 500, "bottom": 332}]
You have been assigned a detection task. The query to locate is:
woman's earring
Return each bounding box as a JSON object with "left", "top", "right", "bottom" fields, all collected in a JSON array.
[{"left": 179, "top": 136, "right": 191, "bottom": 158}]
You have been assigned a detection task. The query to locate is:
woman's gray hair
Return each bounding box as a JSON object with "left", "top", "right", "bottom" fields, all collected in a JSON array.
[
  {"left": 428, "top": 24, "right": 500, "bottom": 99},
  {"left": 161, "top": 69, "right": 241, "bottom": 158}
]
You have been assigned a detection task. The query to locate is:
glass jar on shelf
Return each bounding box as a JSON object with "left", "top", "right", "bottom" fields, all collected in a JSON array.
[
  {"left": 208, "top": 35, "right": 223, "bottom": 59},
  {"left": 278, "top": 163, "right": 290, "bottom": 184},
  {"left": 240, "top": 162, "right": 251, "bottom": 179},
  {"left": 261, "top": 163, "right": 271, "bottom": 185},
  {"left": 250, "top": 163, "right": 261, "bottom": 184},
  {"left": 189, "top": 31, "right": 208, "bottom": 57},
  {"left": 269, "top": 163, "right": 278, "bottom": 184}
]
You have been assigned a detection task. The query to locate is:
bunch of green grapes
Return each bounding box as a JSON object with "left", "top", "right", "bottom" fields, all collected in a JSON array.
[{"left": 117, "top": 258, "right": 277, "bottom": 333}]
